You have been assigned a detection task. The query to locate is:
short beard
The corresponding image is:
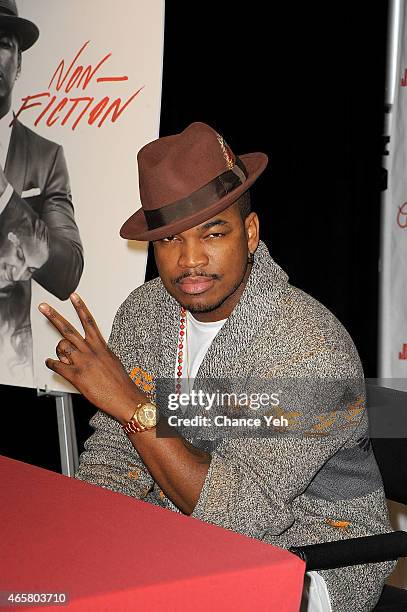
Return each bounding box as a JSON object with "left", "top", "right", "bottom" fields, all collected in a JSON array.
[{"left": 178, "top": 262, "right": 250, "bottom": 314}]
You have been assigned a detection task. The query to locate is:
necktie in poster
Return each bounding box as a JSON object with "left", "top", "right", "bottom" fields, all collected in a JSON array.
[{"left": 0, "top": 0, "right": 164, "bottom": 392}]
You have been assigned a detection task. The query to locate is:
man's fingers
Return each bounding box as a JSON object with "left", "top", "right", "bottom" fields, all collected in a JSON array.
[
  {"left": 56, "top": 352, "right": 71, "bottom": 365},
  {"left": 38, "top": 302, "right": 85, "bottom": 349},
  {"left": 45, "top": 358, "right": 73, "bottom": 379},
  {"left": 56, "top": 339, "right": 77, "bottom": 364},
  {"left": 70, "top": 293, "right": 106, "bottom": 344}
]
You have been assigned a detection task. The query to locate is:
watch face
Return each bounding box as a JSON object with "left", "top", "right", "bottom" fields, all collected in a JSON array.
[{"left": 137, "top": 403, "right": 158, "bottom": 428}]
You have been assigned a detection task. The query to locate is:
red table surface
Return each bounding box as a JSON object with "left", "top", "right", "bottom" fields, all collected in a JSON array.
[{"left": 0, "top": 455, "right": 305, "bottom": 611}]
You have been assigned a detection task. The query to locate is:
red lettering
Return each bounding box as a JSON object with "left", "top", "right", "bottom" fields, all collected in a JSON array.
[
  {"left": 14, "top": 92, "right": 50, "bottom": 121},
  {"left": 88, "top": 96, "right": 110, "bottom": 124},
  {"left": 18, "top": 41, "right": 142, "bottom": 130},
  {"left": 71, "top": 97, "right": 95, "bottom": 130},
  {"left": 97, "top": 87, "right": 144, "bottom": 127},
  {"left": 65, "top": 54, "right": 112, "bottom": 93},
  {"left": 96, "top": 76, "right": 128, "bottom": 83},
  {"left": 34, "top": 95, "right": 57, "bottom": 126},
  {"left": 46, "top": 98, "right": 68, "bottom": 127},
  {"left": 65, "top": 66, "right": 84, "bottom": 93},
  {"left": 61, "top": 97, "right": 92, "bottom": 126},
  {"left": 399, "top": 343, "right": 407, "bottom": 359},
  {"left": 76, "top": 54, "right": 112, "bottom": 91},
  {"left": 49, "top": 42, "right": 115, "bottom": 93},
  {"left": 397, "top": 202, "right": 407, "bottom": 228},
  {"left": 48, "top": 41, "right": 90, "bottom": 91}
]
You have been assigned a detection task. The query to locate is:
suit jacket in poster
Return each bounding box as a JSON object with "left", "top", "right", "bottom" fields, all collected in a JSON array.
[{"left": 0, "top": 119, "right": 83, "bottom": 379}]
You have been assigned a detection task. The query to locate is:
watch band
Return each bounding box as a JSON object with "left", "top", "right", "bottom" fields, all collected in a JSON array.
[
  {"left": 122, "top": 404, "right": 147, "bottom": 434},
  {"left": 122, "top": 402, "right": 158, "bottom": 435}
]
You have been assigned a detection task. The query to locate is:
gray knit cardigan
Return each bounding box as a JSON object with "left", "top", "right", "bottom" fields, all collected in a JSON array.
[{"left": 76, "top": 241, "right": 395, "bottom": 611}]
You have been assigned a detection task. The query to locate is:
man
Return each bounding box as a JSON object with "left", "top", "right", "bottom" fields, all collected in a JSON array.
[
  {"left": 0, "top": 196, "right": 49, "bottom": 379},
  {"left": 39, "top": 122, "right": 394, "bottom": 611},
  {"left": 0, "top": 0, "right": 83, "bottom": 383}
]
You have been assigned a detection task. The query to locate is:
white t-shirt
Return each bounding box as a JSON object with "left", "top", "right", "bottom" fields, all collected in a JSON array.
[
  {"left": 174, "top": 311, "right": 226, "bottom": 385},
  {"left": 186, "top": 312, "right": 227, "bottom": 378}
]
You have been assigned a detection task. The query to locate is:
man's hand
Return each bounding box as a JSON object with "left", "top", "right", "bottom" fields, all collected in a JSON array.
[
  {"left": 39, "top": 294, "right": 144, "bottom": 424},
  {"left": 40, "top": 293, "right": 211, "bottom": 515}
]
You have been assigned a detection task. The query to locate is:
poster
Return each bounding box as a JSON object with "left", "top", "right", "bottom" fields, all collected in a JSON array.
[
  {"left": 379, "top": 1, "right": 407, "bottom": 390},
  {"left": 0, "top": 0, "right": 164, "bottom": 392}
]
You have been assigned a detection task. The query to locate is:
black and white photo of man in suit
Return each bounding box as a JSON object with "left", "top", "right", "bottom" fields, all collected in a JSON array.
[{"left": 0, "top": 0, "right": 83, "bottom": 384}]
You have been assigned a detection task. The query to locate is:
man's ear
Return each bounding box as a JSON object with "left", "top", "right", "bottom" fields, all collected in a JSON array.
[{"left": 245, "top": 212, "right": 260, "bottom": 253}]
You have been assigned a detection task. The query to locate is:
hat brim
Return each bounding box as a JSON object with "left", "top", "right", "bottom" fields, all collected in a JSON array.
[
  {"left": 120, "top": 152, "right": 268, "bottom": 241},
  {"left": 0, "top": 16, "right": 39, "bottom": 51}
]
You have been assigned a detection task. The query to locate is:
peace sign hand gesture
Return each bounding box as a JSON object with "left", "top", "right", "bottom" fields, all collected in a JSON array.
[{"left": 39, "top": 293, "right": 144, "bottom": 424}]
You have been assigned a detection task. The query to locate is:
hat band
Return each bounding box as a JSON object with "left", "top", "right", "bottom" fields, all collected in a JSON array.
[{"left": 144, "top": 157, "right": 248, "bottom": 231}]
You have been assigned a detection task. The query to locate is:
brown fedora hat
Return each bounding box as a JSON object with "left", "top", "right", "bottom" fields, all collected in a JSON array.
[
  {"left": 120, "top": 122, "right": 268, "bottom": 241},
  {"left": 0, "top": 0, "right": 39, "bottom": 51}
]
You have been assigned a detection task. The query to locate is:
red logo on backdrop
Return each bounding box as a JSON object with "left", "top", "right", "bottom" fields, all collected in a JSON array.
[
  {"left": 401, "top": 69, "right": 407, "bottom": 86},
  {"left": 396, "top": 202, "right": 407, "bottom": 228},
  {"left": 399, "top": 344, "right": 407, "bottom": 360},
  {"left": 14, "top": 41, "right": 144, "bottom": 131}
]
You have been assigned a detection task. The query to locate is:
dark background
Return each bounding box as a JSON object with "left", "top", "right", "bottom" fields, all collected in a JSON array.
[{"left": 0, "top": 2, "right": 390, "bottom": 473}]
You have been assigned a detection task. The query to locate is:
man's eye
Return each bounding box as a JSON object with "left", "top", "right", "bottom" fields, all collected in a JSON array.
[
  {"left": 162, "top": 235, "right": 176, "bottom": 242},
  {"left": 206, "top": 232, "right": 224, "bottom": 239},
  {"left": 0, "top": 37, "right": 13, "bottom": 48}
]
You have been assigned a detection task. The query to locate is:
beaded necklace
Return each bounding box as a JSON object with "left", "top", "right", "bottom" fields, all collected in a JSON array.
[{"left": 175, "top": 307, "right": 190, "bottom": 394}]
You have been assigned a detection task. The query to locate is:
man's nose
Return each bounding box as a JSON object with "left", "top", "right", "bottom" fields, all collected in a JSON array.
[{"left": 178, "top": 241, "right": 209, "bottom": 269}]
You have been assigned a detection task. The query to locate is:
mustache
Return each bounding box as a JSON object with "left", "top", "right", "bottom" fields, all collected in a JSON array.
[{"left": 173, "top": 271, "right": 220, "bottom": 285}]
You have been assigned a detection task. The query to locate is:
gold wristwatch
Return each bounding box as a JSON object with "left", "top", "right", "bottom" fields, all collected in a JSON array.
[{"left": 122, "top": 402, "right": 158, "bottom": 435}]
